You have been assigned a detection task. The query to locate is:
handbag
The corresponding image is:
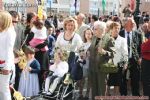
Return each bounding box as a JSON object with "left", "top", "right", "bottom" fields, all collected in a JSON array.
[{"left": 101, "top": 58, "right": 118, "bottom": 73}]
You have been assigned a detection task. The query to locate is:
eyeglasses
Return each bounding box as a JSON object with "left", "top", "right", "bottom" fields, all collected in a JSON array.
[{"left": 12, "top": 21, "right": 18, "bottom": 23}]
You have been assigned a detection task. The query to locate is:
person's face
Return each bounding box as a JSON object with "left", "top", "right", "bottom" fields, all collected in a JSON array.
[
  {"left": 142, "top": 23, "right": 148, "bottom": 33},
  {"left": 125, "top": 19, "right": 134, "bottom": 29},
  {"left": 54, "top": 52, "right": 60, "bottom": 61},
  {"left": 66, "top": 21, "right": 75, "bottom": 32},
  {"left": 94, "top": 25, "right": 103, "bottom": 38},
  {"left": 111, "top": 26, "right": 120, "bottom": 37},
  {"left": 85, "top": 30, "right": 93, "bottom": 42},
  {"left": 12, "top": 16, "right": 19, "bottom": 26},
  {"left": 26, "top": 53, "right": 34, "bottom": 59},
  {"left": 48, "top": 28, "right": 53, "bottom": 35},
  {"left": 77, "top": 15, "right": 82, "bottom": 24}
]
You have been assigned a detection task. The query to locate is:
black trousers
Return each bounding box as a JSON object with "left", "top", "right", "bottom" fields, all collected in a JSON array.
[
  {"left": 38, "top": 70, "right": 47, "bottom": 91},
  {"left": 14, "top": 64, "right": 22, "bottom": 90},
  {"left": 120, "top": 58, "right": 140, "bottom": 96},
  {"left": 119, "top": 68, "right": 127, "bottom": 96},
  {"left": 129, "top": 58, "right": 140, "bottom": 96}
]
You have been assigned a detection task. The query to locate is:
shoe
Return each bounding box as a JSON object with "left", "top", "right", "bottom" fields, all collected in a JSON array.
[
  {"left": 64, "top": 73, "right": 72, "bottom": 84},
  {"left": 41, "top": 91, "right": 46, "bottom": 94},
  {"left": 46, "top": 92, "right": 52, "bottom": 96}
]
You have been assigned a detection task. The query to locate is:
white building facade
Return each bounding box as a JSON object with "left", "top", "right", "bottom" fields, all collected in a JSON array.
[{"left": 3, "top": 0, "right": 37, "bottom": 14}]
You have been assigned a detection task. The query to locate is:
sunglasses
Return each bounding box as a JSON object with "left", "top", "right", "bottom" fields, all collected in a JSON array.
[{"left": 12, "top": 21, "right": 18, "bottom": 23}]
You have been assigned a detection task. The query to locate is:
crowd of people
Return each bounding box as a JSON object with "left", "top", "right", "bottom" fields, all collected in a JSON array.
[{"left": 0, "top": 8, "right": 150, "bottom": 100}]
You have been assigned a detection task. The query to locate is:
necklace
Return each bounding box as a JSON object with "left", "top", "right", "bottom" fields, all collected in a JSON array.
[{"left": 64, "top": 32, "right": 74, "bottom": 41}]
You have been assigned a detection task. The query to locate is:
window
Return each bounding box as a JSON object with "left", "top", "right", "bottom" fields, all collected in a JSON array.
[{"left": 53, "top": 0, "right": 58, "bottom": 3}]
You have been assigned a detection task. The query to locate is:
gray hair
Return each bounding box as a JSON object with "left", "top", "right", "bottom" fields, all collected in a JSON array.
[
  {"left": 78, "top": 13, "right": 86, "bottom": 20},
  {"left": 94, "top": 21, "right": 106, "bottom": 31},
  {"left": 121, "top": 17, "right": 135, "bottom": 27}
]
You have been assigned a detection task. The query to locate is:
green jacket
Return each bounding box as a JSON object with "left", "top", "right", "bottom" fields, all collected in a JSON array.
[{"left": 89, "top": 34, "right": 115, "bottom": 72}]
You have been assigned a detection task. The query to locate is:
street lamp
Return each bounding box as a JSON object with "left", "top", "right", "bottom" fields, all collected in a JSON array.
[
  {"left": 74, "top": 0, "right": 77, "bottom": 14},
  {"left": 49, "top": 0, "right": 52, "bottom": 16},
  {"left": 134, "top": 0, "right": 141, "bottom": 28},
  {"left": 134, "top": 0, "right": 140, "bottom": 16},
  {"left": 98, "top": 0, "right": 100, "bottom": 17}
]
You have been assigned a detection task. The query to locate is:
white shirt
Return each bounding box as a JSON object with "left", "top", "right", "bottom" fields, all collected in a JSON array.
[
  {"left": 31, "top": 26, "right": 47, "bottom": 39},
  {"left": 55, "top": 32, "right": 83, "bottom": 52},
  {"left": 82, "top": 42, "right": 91, "bottom": 53},
  {"left": 50, "top": 61, "right": 69, "bottom": 77},
  {"left": 125, "top": 30, "right": 132, "bottom": 58},
  {"left": 113, "top": 35, "right": 128, "bottom": 65},
  {"left": 0, "top": 27, "right": 16, "bottom": 70}
]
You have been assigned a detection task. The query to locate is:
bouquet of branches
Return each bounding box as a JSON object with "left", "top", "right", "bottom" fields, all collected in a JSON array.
[{"left": 14, "top": 49, "right": 27, "bottom": 70}]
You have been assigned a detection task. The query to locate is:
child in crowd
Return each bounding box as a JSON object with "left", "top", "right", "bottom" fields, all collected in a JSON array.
[
  {"left": 47, "top": 24, "right": 56, "bottom": 60},
  {"left": 44, "top": 48, "right": 69, "bottom": 95},
  {"left": 29, "top": 18, "right": 48, "bottom": 52},
  {"left": 18, "top": 46, "right": 40, "bottom": 97},
  {"left": 78, "top": 28, "right": 93, "bottom": 99}
]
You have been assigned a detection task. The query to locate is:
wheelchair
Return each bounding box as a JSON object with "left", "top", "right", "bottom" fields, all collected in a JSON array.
[
  {"left": 43, "top": 73, "right": 75, "bottom": 100},
  {"left": 27, "top": 71, "right": 77, "bottom": 100},
  {"left": 27, "top": 51, "right": 83, "bottom": 100}
]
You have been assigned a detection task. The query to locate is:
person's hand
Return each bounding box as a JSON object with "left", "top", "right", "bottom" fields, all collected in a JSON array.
[
  {"left": 9, "top": 84, "right": 14, "bottom": 88},
  {"left": 98, "top": 47, "right": 106, "bottom": 55},
  {"left": 123, "top": 64, "right": 128, "bottom": 70},
  {"left": 27, "top": 67, "right": 32, "bottom": 71},
  {"left": 138, "top": 58, "right": 142, "bottom": 65},
  {"left": 14, "top": 57, "right": 20, "bottom": 64}
]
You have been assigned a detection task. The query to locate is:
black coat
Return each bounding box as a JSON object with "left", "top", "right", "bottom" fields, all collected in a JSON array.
[{"left": 119, "top": 29, "right": 142, "bottom": 62}]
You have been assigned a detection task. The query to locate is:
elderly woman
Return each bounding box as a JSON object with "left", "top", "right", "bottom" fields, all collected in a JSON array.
[
  {"left": 0, "top": 11, "right": 16, "bottom": 100},
  {"left": 55, "top": 16, "right": 83, "bottom": 52},
  {"left": 88, "top": 21, "right": 115, "bottom": 99}
]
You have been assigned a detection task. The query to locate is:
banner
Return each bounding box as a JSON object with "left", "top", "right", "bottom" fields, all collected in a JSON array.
[
  {"left": 38, "top": 0, "right": 44, "bottom": 19},
  {"left": 102, "top": 0, "right": 106, "bottom": 14},
  {"left": 130, "top": 0, "right": 135, "bottom": 10}
]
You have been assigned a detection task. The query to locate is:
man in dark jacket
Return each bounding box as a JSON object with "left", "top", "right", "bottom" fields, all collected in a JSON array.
[{"left": 119, "top": 17, "right": 142, "bottom": 96}]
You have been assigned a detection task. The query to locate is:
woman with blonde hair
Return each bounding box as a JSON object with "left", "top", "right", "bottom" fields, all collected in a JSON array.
[
  {"left": 107, "top": 22, "right": 128, "bottom": 95},
  {"left": 0, "top": 10, "right": 16, "bottom": 100},
  {"left": 55, "top": 16, "right": 83, "bottom": 52}
]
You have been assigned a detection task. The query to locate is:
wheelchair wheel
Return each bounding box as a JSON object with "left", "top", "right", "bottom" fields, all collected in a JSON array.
[
  {"left": 59, "top": 83, "right": 74, "bottom": 100},
  {"left": 25, "top": 95, "right": 48, "bottom": 100}
]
